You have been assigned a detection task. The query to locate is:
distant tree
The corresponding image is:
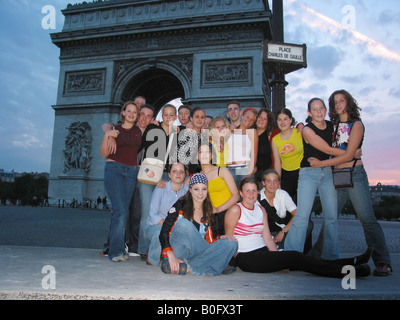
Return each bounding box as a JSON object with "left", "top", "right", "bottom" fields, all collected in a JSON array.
[
  {"left": 35, "top": 175, "right": 49, "bottom": 199},
  {"left": 14, "top": 174, "right": 36, "bottom": 205},
  {"left": 4, "top": 174, "right": 49, "bottom": 206},
  {"left": 0, "top": 180, "right": 14, "bottom": 205},
  {"left": 373, "top": 196, "right": 400, "bottom": 221}
]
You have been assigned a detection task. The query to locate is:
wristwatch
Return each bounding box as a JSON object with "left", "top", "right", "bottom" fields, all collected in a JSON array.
[{"left": 281, "top": 229, "right": 287, "bottom": 235}]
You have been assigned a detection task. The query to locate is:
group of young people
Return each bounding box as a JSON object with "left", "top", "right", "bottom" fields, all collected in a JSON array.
[{"left": 99, "top": 90, "right": 392, "bottom": 278}]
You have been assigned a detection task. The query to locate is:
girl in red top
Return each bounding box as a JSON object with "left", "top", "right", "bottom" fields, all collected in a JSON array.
[{"left": 100, "top": 101, "right": 142, "bottom": 262}]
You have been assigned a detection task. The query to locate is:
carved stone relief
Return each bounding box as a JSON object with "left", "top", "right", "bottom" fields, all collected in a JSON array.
[
  {"left": 64, "top": 69, "right": 106, "bottom": 95},
  {"left": 63, "top": 121, "right": 92, "bottom": 174},
  {"left": 201, "top": 58, "right": 252, "bottom": 87}
]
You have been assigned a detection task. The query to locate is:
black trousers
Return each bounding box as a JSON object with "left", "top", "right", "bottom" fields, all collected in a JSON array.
[
  {"left": 281, "top": 168, "right": 299, "bottom": 204},
  {"left": 234, "top": 247, "right": 356, "bottom": 278}
]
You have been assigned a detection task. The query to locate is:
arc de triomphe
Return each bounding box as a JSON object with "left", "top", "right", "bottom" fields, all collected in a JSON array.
[{"left": 48, "top": 0, "right": 274, "bottom": 203}]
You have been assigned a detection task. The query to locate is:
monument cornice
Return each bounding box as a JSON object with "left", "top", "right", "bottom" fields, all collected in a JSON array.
[
  {"left": 60, "top": 0, "right": 271, "bottom": 31},
  {"left": 52, "top": 11, "right": 271, "bottom": 46},
  {"left": 53, "top": 23, "right": 266, "bottom": 59}
]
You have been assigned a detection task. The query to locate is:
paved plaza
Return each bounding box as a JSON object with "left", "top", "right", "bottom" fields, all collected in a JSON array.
[{"left": 0, "top": 206, "right": 399, "bottom": 301}]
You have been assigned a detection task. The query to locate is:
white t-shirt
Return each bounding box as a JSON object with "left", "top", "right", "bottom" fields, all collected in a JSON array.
[
  {"left": 259, "top": 188, "right": 297, "bottom": 228},
  {"left": 227, "top": 131, "right": 252, "bottom": 163}
]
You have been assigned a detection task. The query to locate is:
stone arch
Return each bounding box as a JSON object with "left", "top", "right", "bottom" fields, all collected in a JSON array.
[
  {"left": 49, "top": 0, "right": 275, "bottom": 203},
  {"left": 113, "top": 60, "right": 190, "bottom": 112}
]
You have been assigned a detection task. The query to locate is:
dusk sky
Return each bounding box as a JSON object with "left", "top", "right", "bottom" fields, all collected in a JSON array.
[{"left": 0, "top": 0, "right": 399, "bottom": 185}]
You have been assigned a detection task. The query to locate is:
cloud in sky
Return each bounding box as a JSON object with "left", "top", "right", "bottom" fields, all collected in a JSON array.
[
  {"left": 283, "top": 0, "right": 400, "bottom": 185},
  {"left": 308, "top": 45, "right": 343, "bottom": 79},
  {"left": 0, "top": 1, "right": 62, "bottom": 173},
  {"left": 286, "top": 0, "right": 400, "bottom": 63}
]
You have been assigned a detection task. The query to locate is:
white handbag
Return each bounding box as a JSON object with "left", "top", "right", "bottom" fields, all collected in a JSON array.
[{"left": 137, "top": 132, "right": 174, "bottom": 185}]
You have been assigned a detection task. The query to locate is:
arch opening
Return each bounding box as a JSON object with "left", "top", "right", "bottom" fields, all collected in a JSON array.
[{"left": 121, "top": 68, "right": 185, "bottom": 114}]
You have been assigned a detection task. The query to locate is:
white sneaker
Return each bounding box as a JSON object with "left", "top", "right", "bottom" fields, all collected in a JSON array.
[
  {"left": 111, "top": 255, "right": 129, "bottom": 262},
  {"left": 128, "top": 251, "right": 140, "bottom": 257}
]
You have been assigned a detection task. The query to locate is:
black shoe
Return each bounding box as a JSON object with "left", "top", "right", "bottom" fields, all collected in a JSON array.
[
  {"left": 160, "top": 258, "right": 187, "bottom": 275},
  {"left": 354, "top": 247, "right": 374, "bottom": 265},
  {"left": 373, "top": 263, "right": 393, "bottom": 276},
  {"left": 100, "top": 247, "right": 109, "bottom": 256},
  {"left": 222, "top": 265, "right": 236, "bottom": 275},
  {"left": 140, "top": 253, "right": 148, "bottom": 261},
  {"left": 355, "top": 264, "right": 371, "bottom": 277}
]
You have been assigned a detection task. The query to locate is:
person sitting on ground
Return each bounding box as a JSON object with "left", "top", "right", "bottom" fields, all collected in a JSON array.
[
  {"left": 159, "top": 173, "right": 238, "bottom": 275},
  {"left": 258, "top": 169, "right": 313, "bottom": 250},
  {"left": 224, "top": 177, "right": 373, "bottom": 278},
  {"left": 145, "top": 163, "right": 188, "bottom": 266}
]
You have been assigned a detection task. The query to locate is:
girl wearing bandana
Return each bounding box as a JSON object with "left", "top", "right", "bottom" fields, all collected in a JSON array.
[{"left": 159, "top": 173, "right": 238, "bottom": 275}]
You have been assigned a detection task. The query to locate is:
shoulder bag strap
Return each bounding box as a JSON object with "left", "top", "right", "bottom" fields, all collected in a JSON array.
[{"left": 164, "top": 132, "right": 175, "bottom": 164}]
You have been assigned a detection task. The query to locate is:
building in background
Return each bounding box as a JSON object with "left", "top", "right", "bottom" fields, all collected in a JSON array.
[
  {"left": 0, "top": 169, "right": 16, "bottom": 183},
  {"left": 48, "top": 0, "right": 276, "bottom": 203},
  {"left": 369, "top": 183, "right": 400, "bottom": 204}
]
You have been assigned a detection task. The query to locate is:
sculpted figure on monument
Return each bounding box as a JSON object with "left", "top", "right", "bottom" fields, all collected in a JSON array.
[{"left": 63, "top": 121, "right": 92, "bottom": 173}]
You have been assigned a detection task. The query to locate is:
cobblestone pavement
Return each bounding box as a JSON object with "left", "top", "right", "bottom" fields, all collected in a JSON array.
[
  {"left": 0, "top": 206, "right": 399, "bottom": 301},
  {"left": 312, "top": 218, "right": 400, "bottom": 254},
  {"left": 1, "top": 206, "right": 399, "bottom": 253}
]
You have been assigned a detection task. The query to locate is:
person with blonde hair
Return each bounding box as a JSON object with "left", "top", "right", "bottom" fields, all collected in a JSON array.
[
  {"left": 227, "top": 107, "right": 259, "bottom": 185},
  {"left": 100, "top": 101, "right": 142, "bottom": 262},
  {"left": 208, "top": 116, "right": 231, "bottom": 167}
]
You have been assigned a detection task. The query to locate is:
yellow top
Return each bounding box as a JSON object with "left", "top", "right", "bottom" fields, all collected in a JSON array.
[
  {"left": 207, "top": 167, "right": 232, "bottom": 208},
  {"left": 272, "top": 130, "right": 303, "bottom": 171},
  {"left": 210, "top": 139, "right": 228, "bottom": 167}
]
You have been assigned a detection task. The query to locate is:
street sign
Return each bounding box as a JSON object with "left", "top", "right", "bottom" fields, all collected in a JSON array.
[{"left": 263, "top": 41, "right": 307, "bottom": 75}]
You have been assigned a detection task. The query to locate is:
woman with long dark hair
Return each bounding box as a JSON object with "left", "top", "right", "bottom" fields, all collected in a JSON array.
[
  {"left": 308, "top": 90, "right": 392, "bottom": 276},
  {"left": 271, "top": 108, "right": 302, "bottom": 203},
  {"left": 255, "top": 109, "right": 277, "bottom": 184},
  {"left": 198, "top": 142, "right": 239, "bottom": 235},
  {"left": 159, "top": 173, "right": 238, "bottom": 275}
]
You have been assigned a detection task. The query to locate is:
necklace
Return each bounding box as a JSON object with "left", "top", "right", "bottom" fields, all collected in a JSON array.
[{"left": 194, "top": 207, "right": 202, "bottom": 211}]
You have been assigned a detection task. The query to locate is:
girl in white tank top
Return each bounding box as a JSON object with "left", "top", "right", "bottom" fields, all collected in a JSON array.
[{"left": 233, "top": 202, "right": 265, "bottom": 253}]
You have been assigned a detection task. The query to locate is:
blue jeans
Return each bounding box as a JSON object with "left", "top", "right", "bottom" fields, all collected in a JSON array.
[
  {"left": 169, "top": 218, "right": 238, "bottom": 275},
  {"left": 137, "top": 171, "right": 169, "bottom": 255},
  {"left": 285, "top": 167, "right": 340, "bottom": 260},
  {"left": 146, "top": 224, "right": 163, "bottom": 265},
  {"left": 310, "top": 165, "right": 391, "bottom": 266},
  {"left": 104, "top": 161, "right": 138, "bottom": 260},
  {"left": 227, "top": 165, "right": 250, "bottom": 185}
]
